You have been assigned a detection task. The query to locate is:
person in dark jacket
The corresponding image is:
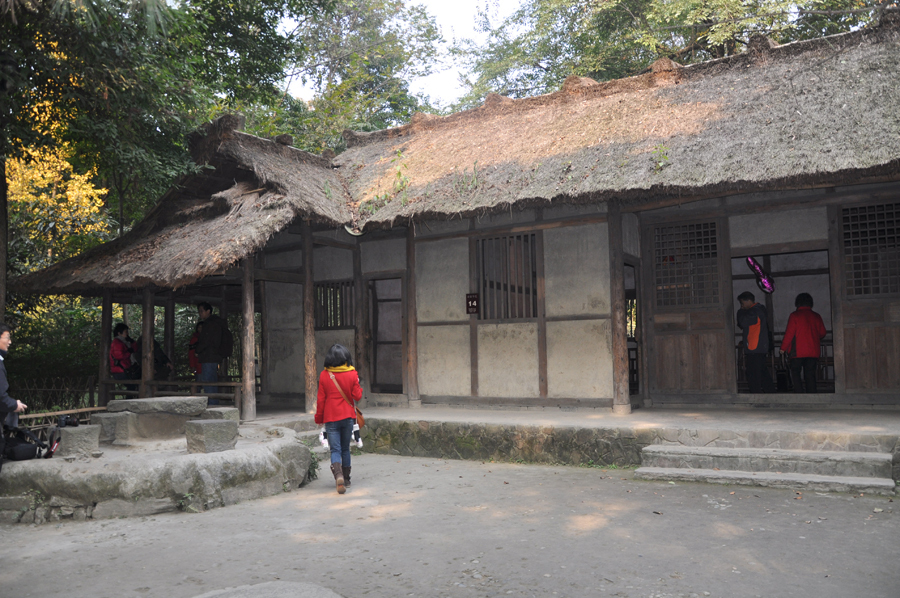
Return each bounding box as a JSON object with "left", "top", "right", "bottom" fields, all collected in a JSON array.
[
  {"left": 196, "top": 302, "right": 227, "bottom": 400},
  {"left": 0, "top": 323, "right": 28, "bottom": 430},
  {"left": 736, "top": 291, "right": 776, "bottom": 393},
  {"left": 780, "top": 293, "right": 827, "bottom": 393}
]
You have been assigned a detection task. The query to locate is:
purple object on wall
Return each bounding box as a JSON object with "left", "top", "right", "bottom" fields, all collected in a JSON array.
[{"left": 746, "top": 256, "right": 775, "bottom": 294}]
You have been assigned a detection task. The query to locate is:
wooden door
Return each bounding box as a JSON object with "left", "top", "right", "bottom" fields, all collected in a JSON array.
[
  {"left": 642, "top": 218, "right": 735, "bottom": 393},
  {"left": 369, "top": 278, "right": 404, "bottom": 393}
]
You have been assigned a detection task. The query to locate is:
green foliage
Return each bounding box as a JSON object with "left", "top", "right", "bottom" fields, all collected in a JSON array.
[{"left": 453, "top": 0, "right": 883, "bottom": 108}]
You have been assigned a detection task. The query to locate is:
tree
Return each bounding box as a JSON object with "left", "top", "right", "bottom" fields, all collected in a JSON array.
[
  {"left": 453, "top": 0, "right": 888, "bottom": 109},
  {"left": 237, "top": 0, "right": 443, "bottom": 153}
]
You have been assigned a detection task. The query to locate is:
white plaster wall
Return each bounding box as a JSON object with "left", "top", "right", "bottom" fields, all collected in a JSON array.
[
  {"left": 477, "top": 323, "right": 540, "bottom": 397},
  {"left": 361, "top": 238, "right": 406, "bottom": 273},
  {"left": 546, "top": 320, "right": 614, "bottom": 399},
  {"left": 416, "top": 238, "right": 469, "bottom": 322},
  {"left": 314, "top": 246, "right": 353, "bottom": 280},
  {"left": 474, "top": 209, "right": 535, "bottom": 229},
  {"left": 265, "top": 248, "right": 302, "bottom": 270},
  {"left": 730, "top": 207, "right": 828, "bottom": 248},
  {"left": 623, "top": 212, "right": 640, "bottom": 258},
  {"left": 415, "top": 219, "right": 470, "bottom": 238},
  {"left": 264, "top": 282, "right": 305, "bottom": 395},
  {"left": 418, "top": 325, "right": 470, "bottom": 396},
  {"left": 315, "top": 330, "right": 356, "bottom": 372},
  {"left": 544, "top": 223, "right": 610, "bottom": 317}
]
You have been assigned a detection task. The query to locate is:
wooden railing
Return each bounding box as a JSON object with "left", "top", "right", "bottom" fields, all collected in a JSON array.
[
  {"left": 99, "top": 378, "right": 244, "bottom": 416},
  {"left": 17, "top": 407, "right": 107, "bottom": 441},
  {"left": 734, "top": 334, "right": 834, "bottom": 392}
]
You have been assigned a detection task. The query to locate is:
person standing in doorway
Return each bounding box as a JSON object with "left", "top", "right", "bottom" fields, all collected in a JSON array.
[
  {"left": 780, "top": 293, "right": 827, "bottom": 393},
  {"left": 0, "top": 323, "right": 28, "bottom": 429},
  {"left": 196, "top": 302, "right": 226, "bottom": 403},
  {"left": 736, "top": 291, "right": 776, "bottom": 393},
  {"left": 109, "top": 323, "right": 138, "bottom": 392}
]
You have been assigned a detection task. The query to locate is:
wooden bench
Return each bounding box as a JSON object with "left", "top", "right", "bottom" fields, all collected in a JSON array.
[{"left": 17, "top": 407, "right": 108, "bottom": 441}]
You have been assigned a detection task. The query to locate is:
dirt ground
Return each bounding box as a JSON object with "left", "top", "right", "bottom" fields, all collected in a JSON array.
[{"left": 1, "top": 453, "right": 897, "bottom": 598}]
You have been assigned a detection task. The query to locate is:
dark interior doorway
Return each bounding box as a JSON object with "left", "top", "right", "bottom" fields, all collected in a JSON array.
[
  {"left": 368, "top": 278, "right": 403, "bottom": 393},
  {"left": 625, "top": 264, "right": 640, "bottom": 395},
  {"left": 732, "top": 250, "right": 834, "bottom": 393}
]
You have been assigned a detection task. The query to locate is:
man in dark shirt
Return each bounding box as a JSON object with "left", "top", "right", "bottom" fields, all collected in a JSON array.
[
  {"left": 736, "top": 291, "right": 776, "bottom": 393},
  {"left": 0, "top": 323, "right": 28, "bottom": 430},
  {"left": 196, "top": 302, "right": 227, "bottom": 401}
]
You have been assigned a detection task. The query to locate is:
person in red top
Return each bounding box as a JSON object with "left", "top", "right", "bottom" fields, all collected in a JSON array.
[
  {"left": 109, "top": 323, "right": 138, "bottom": 391},
  {"left": 315, "top": 344, "right": 362, "bottom": 494},
  {"left": 188, "top": 322, "right": 202, "bottom": 379},
  {"left": 779, "top": 293, "right": 827, "bottom": 393}
]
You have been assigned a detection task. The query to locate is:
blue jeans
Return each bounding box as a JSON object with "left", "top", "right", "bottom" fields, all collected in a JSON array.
[
  {"left": 199, "top": 362, "right": 219, "bottom": 404},
  {"left": 325, "top": 418, "right": 354, "bottom": 466}
]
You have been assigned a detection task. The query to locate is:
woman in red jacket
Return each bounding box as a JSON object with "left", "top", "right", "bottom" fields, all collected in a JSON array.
[
  {"left": 315, "top": 344, "right": 362, "bottom": 494},
  {"left": 780, "top": 293, "right": 827, "bottom": 393}
]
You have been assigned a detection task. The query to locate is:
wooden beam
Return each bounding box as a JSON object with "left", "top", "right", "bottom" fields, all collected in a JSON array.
[
  {"left": 99, "top": 289, "right": 112, "bottom": 406},
  {"left": 241, "top": 257, "right": 256, "bottom": 421},
  {"left": 302, "top": 220, "right": 317, "bottom": 413},
  {"left": 406, "top": 226, "right": 419, "bottom": 404},
  {"left": 827, "top": 204, "right": 847, "bottom": 393},
  {"left": 607, "top": 201, "right": 631, "bottom": 414},
  {"left": 140, "top": 286, "right": 154, "bottom": 398},
  {"left": 164, "top": 292, "right": 175, "bottom": 382},
  {"left": 469, "top": 236, "right": 478, "bottom": 397},
  {"left": 352, "top": 244, "right": 370, "bottom": 400}
]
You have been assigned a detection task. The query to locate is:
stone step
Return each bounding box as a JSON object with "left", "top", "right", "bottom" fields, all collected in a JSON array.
[
  {"left": 634, "top": 466, "right": 897, "bottom": 495},
  {"left": 641, "top": 445, "right": 893, "bottom": 478}
]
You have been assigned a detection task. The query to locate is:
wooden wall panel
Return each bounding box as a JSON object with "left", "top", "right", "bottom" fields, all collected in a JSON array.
[
  {"left": 875, "top": 327, "right": 900, "bottom": 390},
  {"left": 653, "top": 331, "right": 730, "bottom": 392}
]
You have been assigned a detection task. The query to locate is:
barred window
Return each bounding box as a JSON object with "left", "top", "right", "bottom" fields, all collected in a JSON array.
[
  {"left": 654, "top": 222, "right": 719, "bottom": 307},
  {"left": 476, "top": 234, "right": 538, "bottom": 320},
  {"left": 315, "top": 281, "right": 355, "bottom": 329},
  {"left": 843, "top": 203, "right": 900, "bottom": 296}
]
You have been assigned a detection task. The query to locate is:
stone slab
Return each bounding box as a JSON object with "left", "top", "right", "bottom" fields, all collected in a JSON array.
[
  {"left": 634, "top": 466, "right": 897, "bottom": 495},
  {"left": 91, "top": 498, "right": 177, "bottom": 519},
  {"left": 191, "top": 581, "right": 343, "bottom": 598},
  {"left": 186, "top": 420, "right": 239, "bottom": 453},
  {"left": 203, "top": 407, "right": 241, "bottom": 422},
  {"left": 107, "top": 396, "right": 208, "bottom": 415},
  {"left": 113, "top": 412, "right": 197, "bottom": 443},
  {"left": 91, "top": 412, "right": 125, "bottom": 443},
  {"left": 641, "top": 445, "right": 894, "bottom": 478},
  {"left": 56, "top": 425, "right": 100, "bottom": 457}
]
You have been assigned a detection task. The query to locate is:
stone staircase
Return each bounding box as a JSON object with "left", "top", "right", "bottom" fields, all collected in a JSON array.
[{"left": 635, "top": 444, "right": 897, "bottom": 495}]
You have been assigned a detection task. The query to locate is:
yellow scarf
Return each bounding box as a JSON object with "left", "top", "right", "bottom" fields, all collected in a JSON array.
[{"left": 325, "top": 364, "right": 355, "bottom": 373}]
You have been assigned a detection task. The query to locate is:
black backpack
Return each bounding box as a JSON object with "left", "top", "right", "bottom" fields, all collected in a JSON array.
[{"left": 1, "top": 425, "right": 51, "bottom": 466}]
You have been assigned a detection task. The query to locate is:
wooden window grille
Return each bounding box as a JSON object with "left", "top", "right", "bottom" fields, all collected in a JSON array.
[
  {"left": 315, "top": 281, "right": 355, "bottom": 329},
  {"left": 843, "top": 203, "right": 900, "bottom": 296},
  {"left": 653, "top": 222, "right": 719, "bottom": 307},
  {"left": 476, "top": 234, "right": 538, "bottom": 320}
]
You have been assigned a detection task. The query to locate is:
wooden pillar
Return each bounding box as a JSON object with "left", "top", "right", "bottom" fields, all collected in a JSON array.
[
  {"left": 259, "top": 280, "right": 269, "bottom": 398},
  {"left": 302, "top": 220, "right": 317, "bottom": 413},
  {"left": 140, "top": 286, "right": 154, "bottom": 398},
  {"left": 608, "top": 201, "right": 631, "bottom": 414},
  {"left": 406, "top": 226, "right": 420, "bottom": 405},
  {"left": 99, "top": 289, "right": 113, "bottom": 406},
  {"left": 536, "top": 231, "right": 548, "bottom": 398},
  {"left": 827, "top": 204, "right": 846, "bottom": 393},
  {"left": 352, "top": 244, "right": 370, "bottom": 401},
  {"left": 241, "top": 257, "right": 256, "bottom": 421},
  {"left": 164, "top": 292, "right": 175, "bottom": 382}
]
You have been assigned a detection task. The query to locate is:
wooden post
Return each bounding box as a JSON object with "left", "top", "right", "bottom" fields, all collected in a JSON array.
[
  {"left": 259, "top": 279, "right": 269, "bottom": 399},
  {"left": 140, "top": 287, "right": 154, "bottom": 398},
  {"left": 241, "top": 257, "right": 256, "bottom": 421},
  {"left": 164, "top": 292, "right": 175, "bottom": 382},
  {"left": 406, "top": 226, "right": 420, "bottom": 405},
  {"left": 352, "top": 244, "right": 370, "bottom": 401},
  {"left": 99, "top": 289, "right": 112, "bottom": 406},
  {"left": 608, "top": 201, "right": 631, "bottom": 414},
  {"left": 536, "top": 231, "right": 548, "bottom": 399},
  {"left": 827, "top": 204, "right": 846, "bottom": 393},
  {"left": 302, "top": 220, "right": 317, "bottom": 413}
]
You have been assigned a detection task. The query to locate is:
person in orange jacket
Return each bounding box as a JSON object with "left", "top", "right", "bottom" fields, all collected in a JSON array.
[
  {"left": 315, "top": 344, "right": 362, "bottom": 494},
  {"left": 780, "top": 293, "right": 827, "bottom": 393}
]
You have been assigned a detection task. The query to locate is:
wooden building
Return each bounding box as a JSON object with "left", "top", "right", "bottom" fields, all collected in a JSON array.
[{"left": 12, "top": 14, "right": 900, "bottom": 417}]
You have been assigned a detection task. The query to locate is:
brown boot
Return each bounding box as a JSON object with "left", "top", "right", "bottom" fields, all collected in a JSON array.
[
  {"left": 342, "top": 466, "right": 351, "bottom": 487},
  {"left": 330, "top": 462, "right": 345, "bottom": 494}
]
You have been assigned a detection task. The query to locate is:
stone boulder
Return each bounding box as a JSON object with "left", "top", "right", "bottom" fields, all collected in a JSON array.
[
  {"left": 56, "top": 425, "right": 100, "bottom": 458},
  {"left": 186, "top": 420, "right": 239, "bottom": 453}
]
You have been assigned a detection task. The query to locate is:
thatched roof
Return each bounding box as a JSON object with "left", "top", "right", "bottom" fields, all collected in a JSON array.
[
  {"left": 13, "top": 114, "right": 351, "bottom": 295},
  {"left": 12, "top": 13, "right": 900, "bottom": 295},
  {"left": 341, "top": 12, "right": 900, "bottom": 227}
]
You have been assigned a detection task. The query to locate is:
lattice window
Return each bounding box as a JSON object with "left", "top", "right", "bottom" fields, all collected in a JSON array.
[
  {"left": 476, "top": 234, "right": 538, "bottom": 320},
  {"left": 653, "top": 222, "right": 719, "bottom": 307},
  {"left": 315, "top": 281, "right": 355, "bottom": 329},
  {"left": 843, "top": 203, "right": 900, "bottom": 296}
]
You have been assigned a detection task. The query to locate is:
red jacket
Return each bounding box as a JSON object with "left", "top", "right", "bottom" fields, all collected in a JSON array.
[
  {"left": 780, "top": 306, "right": 827, "bottom": 358},
  {"left": 315, "top": 368, "right": 362, "bottom": 425},
  {"left": 188, "top": 333, "right": 201, "bottom": 375},
  {"left": 109, "top": 337, "right": 135, "bottom": 373}
]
